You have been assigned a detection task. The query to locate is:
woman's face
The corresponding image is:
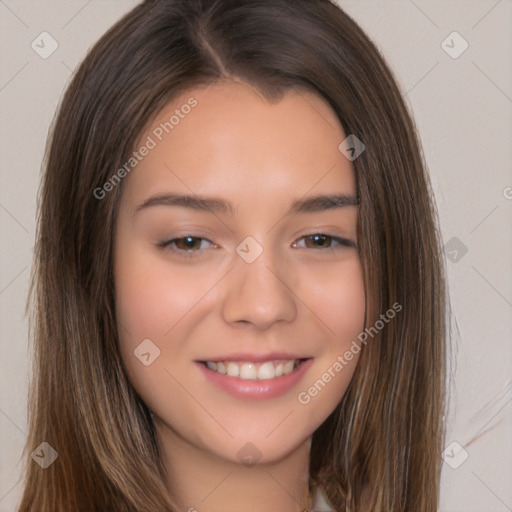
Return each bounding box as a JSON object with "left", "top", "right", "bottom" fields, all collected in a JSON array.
[{"left": 113, "top": 81, "right": 365, "bottom": 465}]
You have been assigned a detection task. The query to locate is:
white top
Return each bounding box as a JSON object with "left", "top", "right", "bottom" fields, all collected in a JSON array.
[{"left": 310, "top": 485, "right": 336, "bottom": 511}]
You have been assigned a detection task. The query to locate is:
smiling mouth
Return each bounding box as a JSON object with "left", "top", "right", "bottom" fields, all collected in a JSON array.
[{"left": 199, "top": 358, "right": 311, "bottom": 381}]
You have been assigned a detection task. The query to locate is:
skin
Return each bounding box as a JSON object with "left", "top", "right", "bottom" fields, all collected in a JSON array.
[{"left": 113, "top": 80, "right": 366, "bottom": 512}]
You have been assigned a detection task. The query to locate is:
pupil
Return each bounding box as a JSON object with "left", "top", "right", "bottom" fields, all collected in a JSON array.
[
  {"left": 182, "top": 237, "right": 198, "bottom": 249},
  {"left": 312, "top": 234, "right": 328, "bottom": 247}
]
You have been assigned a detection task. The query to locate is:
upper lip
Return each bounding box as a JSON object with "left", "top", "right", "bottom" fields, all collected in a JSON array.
[{"left": 197, "top": 352, "right": 312, "bottom": 363}]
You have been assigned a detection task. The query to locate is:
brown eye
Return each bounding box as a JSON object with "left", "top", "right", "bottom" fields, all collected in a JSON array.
[
  {"left": 304, "top": 234, "right": 331, "bottom": 248},
  {"left": 295, "top": 233, "right": 354, "bottom": 250},
  {"left": 172, "top": 236, "right": 203, "bottom": 251},
  {"left": 157, "top": 236, "right": 214, "bottom": 259}
]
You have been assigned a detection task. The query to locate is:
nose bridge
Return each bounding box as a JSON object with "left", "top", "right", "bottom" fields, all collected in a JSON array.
[{"left": 221, "top": 235, "right": 297, "bottom": 328}]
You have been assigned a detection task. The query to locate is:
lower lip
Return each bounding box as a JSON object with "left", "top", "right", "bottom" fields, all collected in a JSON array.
[{"left": 196, "top": 359, "right": 314, "bottom": 400}]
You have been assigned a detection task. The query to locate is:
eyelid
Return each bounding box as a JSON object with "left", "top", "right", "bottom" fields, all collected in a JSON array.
[
  {"left": 156, "top": 235, "right": 215, "bottom": 251},
  {"left": 292, "top": 234, "right": 356, "bottom": 250},
  {"left": 293, "top": 229, "right": 357, "bottom": 248}
]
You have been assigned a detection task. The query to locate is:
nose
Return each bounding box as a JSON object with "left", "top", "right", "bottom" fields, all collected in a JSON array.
[{"left": 221, "top": 242, "right": 297, "bottom": 330}]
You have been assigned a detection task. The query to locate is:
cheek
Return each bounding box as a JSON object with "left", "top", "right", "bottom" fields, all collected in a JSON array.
[
  {"left": 296, "top": 257, "right": 365, "bottom": 408},
  {"left": 113, "top": 247, "right": 211, "bottom": 418},
  {"left": 113, "top": 246, "right": 197, "bottom": 392},
  {"left": 333, "top": 261, "right": 365, "bottom": 335},
  {"left": 114, "top": 246, "right": 210, "bottom": 341},
  {"left": 303, "top": 256, "right": 366, "bottom": 341}
]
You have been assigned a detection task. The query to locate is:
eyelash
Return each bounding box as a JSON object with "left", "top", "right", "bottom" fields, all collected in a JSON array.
[{"left": 157, "top": 233, "right": 355, "bottom": 259}]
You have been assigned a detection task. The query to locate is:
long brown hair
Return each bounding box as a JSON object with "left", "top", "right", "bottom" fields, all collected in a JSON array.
[{"left": 18, "top": 0, "right": 448, "bottom": 510}]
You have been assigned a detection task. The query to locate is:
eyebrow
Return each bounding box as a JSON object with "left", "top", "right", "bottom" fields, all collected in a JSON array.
[{"left": 134, "top": 192, "right": 358, "bottom": 216}]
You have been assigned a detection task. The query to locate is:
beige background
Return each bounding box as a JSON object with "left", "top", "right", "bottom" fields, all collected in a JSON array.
[{"left": 1, "top": 1, "right": 511, "bottom": 510}]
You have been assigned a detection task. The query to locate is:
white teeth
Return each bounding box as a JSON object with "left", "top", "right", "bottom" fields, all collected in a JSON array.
[
  {"left": 257, "top": 361, "right": 275, "bottom": 380},
  {"left": 204, "top": 359, "right": 301, "bottom": 380},
  {"left": 239, "top": 363, "right": 258, "bottom": 380},
  {"left": 283, "top": 360, "right": 295, "bottom": 374},
  {"left": 226, "top": 362, "right": 239, "bottom": 377}
]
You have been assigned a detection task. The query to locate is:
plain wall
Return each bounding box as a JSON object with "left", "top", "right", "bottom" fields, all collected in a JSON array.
[{"left": 0, "top": 1, "right": 511, "bottom": 511}]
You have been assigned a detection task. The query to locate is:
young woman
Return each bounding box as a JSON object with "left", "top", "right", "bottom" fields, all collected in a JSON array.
[{"left": 18, "top": 0, "right": 448, "bottom": 510}]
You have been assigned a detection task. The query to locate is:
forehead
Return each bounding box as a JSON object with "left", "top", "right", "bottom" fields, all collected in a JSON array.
[{"left": 122, "top": 80, "right": 355, "bottom": 208}]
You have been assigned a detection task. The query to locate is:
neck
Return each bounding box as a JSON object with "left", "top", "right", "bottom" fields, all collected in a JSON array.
[{"left": 156, "top": 421, "right": 312, "bottom": 512}]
